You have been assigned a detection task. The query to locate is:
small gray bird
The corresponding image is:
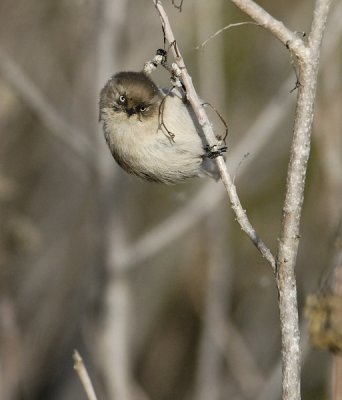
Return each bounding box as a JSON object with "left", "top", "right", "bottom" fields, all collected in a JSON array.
[{"left": 99, "top": 71, "right": 223, "bottom": 184}]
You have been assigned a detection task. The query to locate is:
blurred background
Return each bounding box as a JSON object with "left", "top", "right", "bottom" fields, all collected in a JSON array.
[{"left": 0, "top": 0, "right": 341, "bottom": 399}]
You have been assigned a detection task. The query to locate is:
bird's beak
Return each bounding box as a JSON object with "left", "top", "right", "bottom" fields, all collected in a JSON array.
[
  {"left": 125, "top": 99, "right": 137, "bottom": 117},
  {"left": 126, "top": 108, "right": 136, "bottom": 117}
]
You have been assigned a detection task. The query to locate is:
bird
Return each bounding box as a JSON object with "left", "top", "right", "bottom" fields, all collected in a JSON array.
[{"left": 99, "top": 71, "right": 224, "bottom": 184}]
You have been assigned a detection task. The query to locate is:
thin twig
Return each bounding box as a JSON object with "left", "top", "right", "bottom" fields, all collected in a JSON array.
[
  {"left": 152, "top": 0, "right": 276, "bottom": 272},
  {"left": 73, "top": 350, "right": 98, "bottom": 400},
  {"left": 195, "top": 21, "right": 259, "bottom": 50}
]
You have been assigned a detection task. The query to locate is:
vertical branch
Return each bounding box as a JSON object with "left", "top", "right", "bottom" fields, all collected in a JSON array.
[
  {"left": 194, "top": 3, "right": 227, "bottom": 398},
  {"left": 275, "top": 1, "right": 331, "bottom": 399},
  {"left": 0, "top": 49, "right": 93, "bottom": 164},
  {"left": 194, "top": 208, "right": 232, "bottom": 400},
  {"left": 95, "top": 1, "right": 132, "bottom": 400}
]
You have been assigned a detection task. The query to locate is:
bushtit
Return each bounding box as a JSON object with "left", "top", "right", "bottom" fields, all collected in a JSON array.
[{"left": 99, "top": 71, "right": 224, "bottom": 184}]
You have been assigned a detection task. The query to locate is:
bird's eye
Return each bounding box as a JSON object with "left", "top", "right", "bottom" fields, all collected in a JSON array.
[
  {"left": 139, "top": 105, "right": 149, "bottom": 112},
  {"left": 119, "top": 95, "right": 126, "bottom": 104}
]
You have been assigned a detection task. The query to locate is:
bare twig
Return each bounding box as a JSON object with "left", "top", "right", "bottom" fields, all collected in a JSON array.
[
  {"left": 195, "top": 21, "right": 259, "bottom": 50},
  {"left": 73, "top": 350, "right": 98, "bottom": 400},
  {"left": 153, "top": 0, "right": 276, "bottom": 272}
]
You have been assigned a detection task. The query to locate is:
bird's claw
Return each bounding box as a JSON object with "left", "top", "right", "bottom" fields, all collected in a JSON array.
[{"left": 205, "top": 144, "right": 227, "bottom": 159}]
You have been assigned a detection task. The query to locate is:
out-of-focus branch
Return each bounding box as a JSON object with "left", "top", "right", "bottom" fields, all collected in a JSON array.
[
  {"left": 194, "top": 209, "right": 231, "bottom": 400},
  {"left": 95, "top": 1, "right": 133, "bottom": 400},
  {"left": 97, "top": 269, "right": 132, "bottom": 400},
  {"left": 153, "top": 0, "right": 276, "bottom": 271},
  {"left": 0, "top": 297, "right": 22, "bottom": 399},
  {"left": 0, "top": 48, "right": 94, "bottom": 165},
  {"left": 194, "top": 7, "right": 229, "bottom": 397}
]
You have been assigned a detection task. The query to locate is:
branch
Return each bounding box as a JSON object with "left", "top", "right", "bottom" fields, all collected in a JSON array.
[
  {"left": 195, "top": 21, "right": 259, "bottom": 50},
  {"left": 229, "top": 0, "right": 331, "bottom": 399},
  {"left": 275, "top": 1, "right": 331, "bottom": 399},
  {"left": 0, "top": 48, "right": 94, "bottom": 166},
  {"left": 95, "top": 2, "right": 133, "bottom": 400},
  {"left": 152, "top": 0, "right": 276, "bottom": 272},
  {"left": 229, "top": 0, "right": 308, "bottom": 59}
]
